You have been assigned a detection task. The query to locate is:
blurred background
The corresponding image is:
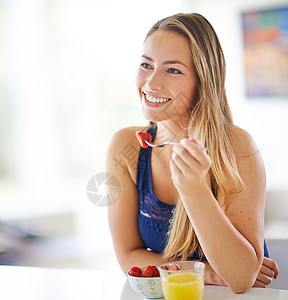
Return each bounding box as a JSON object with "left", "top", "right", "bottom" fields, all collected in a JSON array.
[{"left": 0, "top": 0, "right": 287, "bottom": 290}]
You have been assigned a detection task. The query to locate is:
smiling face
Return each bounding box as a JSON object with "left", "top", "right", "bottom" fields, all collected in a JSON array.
[{"left": 135, "top": 29, "right": 198, "bottom": 124}]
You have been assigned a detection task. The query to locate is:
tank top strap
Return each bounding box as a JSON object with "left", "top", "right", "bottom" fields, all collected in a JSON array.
[
  {"left": 136, "top": 124, "right": 157, "bottom": 191},
  {"left": 147, "top": 123, "right": 157, "bottom": 142}
]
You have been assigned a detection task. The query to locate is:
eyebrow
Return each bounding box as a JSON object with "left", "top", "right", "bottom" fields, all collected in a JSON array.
[{"left": 141, "top": 55, "right": 189, "bottom": 69}]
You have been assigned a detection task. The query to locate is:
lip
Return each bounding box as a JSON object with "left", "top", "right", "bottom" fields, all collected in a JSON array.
[{"left": 143, "top": 93, "right": 172, "bottom": 108}]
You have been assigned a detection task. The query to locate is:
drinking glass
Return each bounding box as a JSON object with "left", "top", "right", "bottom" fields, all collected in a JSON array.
[{"left": 158, "top": 261, "right": 205, "bottom": 300}]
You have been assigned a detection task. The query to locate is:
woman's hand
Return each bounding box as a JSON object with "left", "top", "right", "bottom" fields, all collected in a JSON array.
[
  {"left": 253, "top": 257, "right": 279, "bottom": 288},
  {"left": 204, "top": 257, "right": 279, "bottom": 288},
  {"left": 170, "top": 138, "right": 211, "bottom": 197}
]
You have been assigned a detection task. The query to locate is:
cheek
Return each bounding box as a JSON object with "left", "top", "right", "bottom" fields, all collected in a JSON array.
[
  {"left": 172, "top": 81, "right": 198, "bottom": 113},
  {"left": 185, "top": 78, "right": 198, "bottom": 103}
]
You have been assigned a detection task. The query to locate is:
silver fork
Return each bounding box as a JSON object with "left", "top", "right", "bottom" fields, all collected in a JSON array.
[
  {"left": 145, "top": 140, "right": 181, "bottom": 148},
  {"left": 145, "top": 139, "right": 208, "bottom": 151}
]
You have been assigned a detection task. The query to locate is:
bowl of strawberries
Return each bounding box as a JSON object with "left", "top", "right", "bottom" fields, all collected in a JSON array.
[
  {"left": 127, "top": 264, "right": 180, "bottom": 299},
  {"left": 127, "top": 265, "right": 163, "bottom": 299}
]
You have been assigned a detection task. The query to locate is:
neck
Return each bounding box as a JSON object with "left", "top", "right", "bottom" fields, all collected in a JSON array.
[{"left": 155, "top": 118, "right": 189, "bottom": 144}]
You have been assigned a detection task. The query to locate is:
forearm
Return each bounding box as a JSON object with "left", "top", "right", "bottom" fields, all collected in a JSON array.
[
  {"left": 116, "top": 248, "right": 168, "bottom": 275},
  {"left": 119, "top": 247, "right": 227, "bottom": 286},
  {"left": 203, "top": 261, "right": 226, "bottom": 286},
  {"left": 181, "top": 187, "right": 262, "bottom": 292}
]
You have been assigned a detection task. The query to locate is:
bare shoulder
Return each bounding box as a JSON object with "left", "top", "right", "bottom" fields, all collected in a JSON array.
[
  {"left": 226, "top": 125, "right": 259, "bottom": 158},
  {"left": 108, "top": 125, "right": 149, "bottom": 156},
  {"left": 107, "top": 125, "right": 149, "bottom": 183}
]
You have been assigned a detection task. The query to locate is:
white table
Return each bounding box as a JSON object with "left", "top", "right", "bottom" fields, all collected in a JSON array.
[{"left": 0, "top": 265, "right": 287, "bottom": 300}]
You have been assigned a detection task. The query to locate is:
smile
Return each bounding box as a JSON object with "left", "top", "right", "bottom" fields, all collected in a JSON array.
[{"left": 145, "top": 94, "right": 172, "bottom": 104}]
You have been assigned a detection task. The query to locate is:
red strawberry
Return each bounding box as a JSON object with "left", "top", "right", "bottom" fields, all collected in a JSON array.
[
  {"left": 129, "top": 266, "right": 142, "bottom": 277},
  {"left": 150, "top": 266, "right": 159, "bottom": 277},
  {"left": 168, "top": 264, "right": 180, "bottom": 271},
  {"left": 151, "top": 266, "right": 157, "bottom": 273},
  {"left": 141, "top": 265, "right": 154, "bottom": 277},
  {"left": 135, "top": 131, "right": 152, "bottom": 149},
  {"left": 153, "top": 269, "right": 160, "bottom": 277},
  {"left": 131, "top": 266, "right": 142, "bottom": 274}
]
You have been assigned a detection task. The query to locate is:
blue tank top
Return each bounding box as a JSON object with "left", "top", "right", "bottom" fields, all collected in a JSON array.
[{"left": 136, "top": 125, "right": 269, "bottom": 258}]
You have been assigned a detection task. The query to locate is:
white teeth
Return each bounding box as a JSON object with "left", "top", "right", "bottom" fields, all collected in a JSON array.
[{"left": 146, "top": 94, "right": 171, "bottom": 103}]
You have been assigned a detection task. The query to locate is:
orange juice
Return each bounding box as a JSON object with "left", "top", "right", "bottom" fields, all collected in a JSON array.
[{"left": 162, "top": 273, "right": 204, "bottom": 300}]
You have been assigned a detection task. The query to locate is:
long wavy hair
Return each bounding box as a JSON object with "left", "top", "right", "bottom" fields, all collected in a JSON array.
[{"left": 145, "top": 13, "right": 245, "bottom": 260}]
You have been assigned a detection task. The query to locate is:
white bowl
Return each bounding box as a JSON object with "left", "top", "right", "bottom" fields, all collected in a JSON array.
[{"left": 127, "top": 268, "right": 163, "bottom": 299}]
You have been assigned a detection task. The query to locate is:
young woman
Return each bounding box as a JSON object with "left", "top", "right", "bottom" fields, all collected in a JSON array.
[{"left": 107, "top": 13, "right": 279, "bottom": 293}]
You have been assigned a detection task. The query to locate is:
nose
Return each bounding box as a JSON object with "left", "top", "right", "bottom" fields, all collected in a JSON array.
[{"left": 146, "top": 70, "right": 163, "bottom": 91}]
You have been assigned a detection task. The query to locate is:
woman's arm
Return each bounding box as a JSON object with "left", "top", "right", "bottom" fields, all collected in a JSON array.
[
  {"left": 106, "top": 128, "right": 167, "bottom": 274},
  {"left": 170, "top": 127, "right": 267, "bottom": 293},
  {"left": 107, "top": 127, "right": 280, "bottom": 285},
  {"left": 204, "top": 257, "right": 279, "bottom": 287}
]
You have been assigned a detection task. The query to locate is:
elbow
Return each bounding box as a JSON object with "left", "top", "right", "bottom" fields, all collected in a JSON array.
[
  {"left": 228, "top": 255, "right": 262, "bottom": 293},
  {"left": 118, "top": 256, "right": 132, "bottom": 276},
  {"left": 229, "top": 283, "right": 252, "bottom": 294},
  {"left": 228, "top": 273, "right": 257, "bottom": 294}
]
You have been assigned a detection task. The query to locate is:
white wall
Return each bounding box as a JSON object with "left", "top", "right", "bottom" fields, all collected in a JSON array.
[{"left": 182, "top": 0, "right": 288, "bottom": 190}]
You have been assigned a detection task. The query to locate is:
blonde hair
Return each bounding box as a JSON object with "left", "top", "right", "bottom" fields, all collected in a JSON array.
[{"left": 146, "top": 13, "right": 245, "bottom": 260}]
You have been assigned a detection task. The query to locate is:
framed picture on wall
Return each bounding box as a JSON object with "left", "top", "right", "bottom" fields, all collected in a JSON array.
[{"left": 241, "top": 6, "right": 288, "bottom": 98}]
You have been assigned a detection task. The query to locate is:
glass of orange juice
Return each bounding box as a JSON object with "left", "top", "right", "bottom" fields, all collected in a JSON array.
[{"left": 158, "top": 261, "right": 205, "bottom": 300}]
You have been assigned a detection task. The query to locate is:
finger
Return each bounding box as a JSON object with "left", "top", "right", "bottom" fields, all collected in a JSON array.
[
  {"left": 171, "top": 151, "right": 196, "bottom": 177},
  {"left": 260, "top": 265, "right": 275, "bottom": 278},
  {"left": 172, "top": 145, "right": 198, "bottom": 168},
  {"left": 180, "top": 139, "right": 211, "bottom": 167},
  {"left": 172, "top": 151, "right": 188, "bottom": 169},
  {"left": 170, "top": 158, "right": 182, "bottom": 178},
  {"left": 256, "top": 272, "right": 272, "bottom": 286},
  {"left": 262, "top": 257, "right": 279, "bottom": 279},
  {"left": 253, "top": 280, "right": 267, "bottom": 288}
]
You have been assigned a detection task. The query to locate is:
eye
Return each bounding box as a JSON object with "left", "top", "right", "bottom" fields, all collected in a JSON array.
[
  {"left": 140, "top": 62, "right": 153, "bottom": 69},
  {"left": 168, "top": 68, "right": 183, "bottom": 74}
]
